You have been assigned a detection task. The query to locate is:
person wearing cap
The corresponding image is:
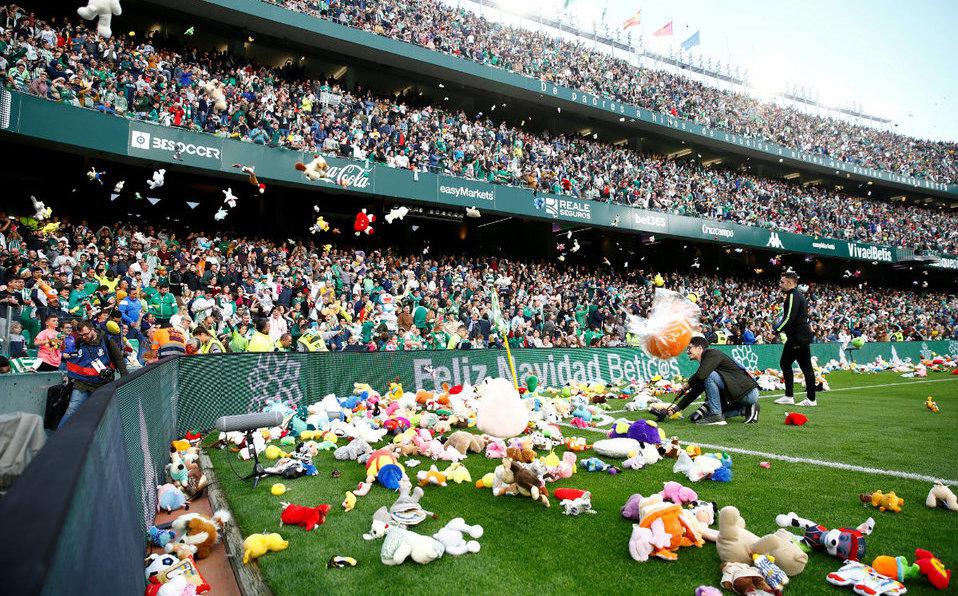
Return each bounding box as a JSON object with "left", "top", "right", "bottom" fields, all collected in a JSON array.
[
  {"left": 148, "top": 283, "right": 178, "bottom": 326},
  {"left": 194, "top": 325, "right": 225, "bottom": 354},
  {"left": 659, "top": 336, "right": 760, "bottom": 425},
  {"left": 772, "top": 272, "right": 818, "bottom": 407}
]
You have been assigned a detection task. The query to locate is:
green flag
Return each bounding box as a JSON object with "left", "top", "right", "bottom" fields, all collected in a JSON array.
[{"left": 489, "top": 290, "right": 508, "bottom": 335}]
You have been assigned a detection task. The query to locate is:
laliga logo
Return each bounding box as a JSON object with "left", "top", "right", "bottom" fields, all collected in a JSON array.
[{"left": 766, "top": 232, "right": 784, "bottom": 249}]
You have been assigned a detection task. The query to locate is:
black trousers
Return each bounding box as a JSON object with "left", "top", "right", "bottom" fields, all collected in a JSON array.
[{"left": 780, "top": 340, "right": 816, "bottom": 401}]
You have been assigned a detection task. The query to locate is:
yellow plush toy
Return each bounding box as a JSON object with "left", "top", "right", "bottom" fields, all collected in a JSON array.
[
  {"left": 443, "top": 462, "right": 472, "bottom": 484},
  {"left": 342, "top": 491, "right": 357, "bottom": 512},
  {"left": 242, "top": 533, "right": 289, "bottom": 564},
  {"left": 264, "top": 445, "right": 287, "bottom": 460},
  {"left": 859, "top": 490, "right": 904, "bottom": 513},
  {"left": 475, "top": 473, "right": 495, "bottom": 489}
]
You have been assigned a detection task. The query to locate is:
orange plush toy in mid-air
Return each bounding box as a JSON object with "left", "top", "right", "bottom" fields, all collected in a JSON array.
[{"left": 628, "top": 289, "right": 701, "bottom": 360}]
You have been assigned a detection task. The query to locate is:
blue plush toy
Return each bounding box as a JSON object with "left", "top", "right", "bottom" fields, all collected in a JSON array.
[
  {"left": 582, "top": 457, "right": 610, "bottom": 473},
  {"left": 157, "top": 483, "right": 189, "bottom": 512},
  {"left": 706, "top": 452, "right": 733, "bottom": 482},
  {"left": 148, "top": 525, "right": 176, "bottom": 548},
  {"left": 338, "top": 395, "right": 362, "bottom": 410}
]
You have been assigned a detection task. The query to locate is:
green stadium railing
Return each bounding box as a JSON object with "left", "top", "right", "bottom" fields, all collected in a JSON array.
[
  {"left": 4, "top": 91, "right": 955, "bottom": 269},
  {"left": 146, "top": 0, "right": 958, "bottom": 200},
  {"left": 0, "top": 340, "right": 953, "bottom": 593}
]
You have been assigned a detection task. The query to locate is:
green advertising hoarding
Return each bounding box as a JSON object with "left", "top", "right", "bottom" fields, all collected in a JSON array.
[
  {"left": 173, "top": 340, "right": 955, "bottom": 434},
  {"left": 2, "top": 91, "right": 954, "bottom": 267},
  {"left": 153, "top": 0, "right": 958, "bottom": 199}
]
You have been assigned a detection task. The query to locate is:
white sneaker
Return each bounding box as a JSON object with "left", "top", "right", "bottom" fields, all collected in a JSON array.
[
  {"left": 797, "top": 399, "right": 818, "bottom": 407},
  {"left": 774, "top": 396, "right": 795, "bottom": 405}
]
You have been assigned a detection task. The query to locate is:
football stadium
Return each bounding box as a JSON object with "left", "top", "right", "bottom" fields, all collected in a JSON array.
[{"left": 0, "top": 0, "right": 956, "bottom": 594}]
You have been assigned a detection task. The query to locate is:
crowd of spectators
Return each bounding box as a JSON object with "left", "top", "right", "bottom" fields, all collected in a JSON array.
[
  {"left": 263, "top": 0, "right": 958, "bottom": 185},
  {"left": 2, "top": 6, "right": 956, "bottom": 252},
  {"left": 1, "top": 213, "right": 956, "bottom": 372}
]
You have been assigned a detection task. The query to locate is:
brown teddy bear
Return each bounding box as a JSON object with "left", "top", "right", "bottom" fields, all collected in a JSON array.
[
  {"left": 510, "top": 459, "right": 550, "bottom": 508},
  {"left": 506, "top": 438, "right": 536, "bottom": 463},
  {"left": 720, "top": 562, "right": 774, "bottom": 595},
  {"left": 716, "top": 506, "right": 808, "bottom": 577},
  {"left": 166, "top": 511, "right": 231, "bottom": 560},
  {"left": 446, "top": 431, "right": 488, "bottom": 456}
]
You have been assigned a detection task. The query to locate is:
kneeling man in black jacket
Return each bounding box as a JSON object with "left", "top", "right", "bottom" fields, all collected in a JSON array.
[{"left": 660, "top": 336, "right": 760, "bottom": 425}]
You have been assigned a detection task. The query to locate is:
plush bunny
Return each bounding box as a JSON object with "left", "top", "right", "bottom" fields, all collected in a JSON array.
[
  {"left": 363, "top": 508, "right": 445, "bottom": 565},
  {"left": 432, "top": 518, "right": 483, "bottom": 555},
  {"left": 77, "top": 0, "right": 121, "bottom": 39}
]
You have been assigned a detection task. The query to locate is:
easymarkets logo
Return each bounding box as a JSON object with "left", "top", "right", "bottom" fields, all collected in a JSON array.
[
  {"left": 812, "top": 241, "right": 836, "bottom": 251},
  {"left": 129, "top": 129, "right": 221, "bottom": 160},
  {"left": 701, "top": 223, "right": 734, "bottom": 238},
  {"left": 438, "top": 184, "right": 494, "bottom": 201},
  {"left": 541, "top": 197, "right": 592, "bottom": 220}
]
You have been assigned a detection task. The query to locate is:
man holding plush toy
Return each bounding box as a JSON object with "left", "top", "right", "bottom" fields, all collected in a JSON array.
[{"left": 659, "top": 336, "right": 760, "bottom": 426}]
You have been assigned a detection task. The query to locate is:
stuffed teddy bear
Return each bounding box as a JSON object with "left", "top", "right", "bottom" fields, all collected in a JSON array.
[
  {"left": 167, "top": 510, "right": 230, "bottom": 560},
  {"left": 475, "top": 377, "right": 529, "bottom": 438},
  {"left": 334, "top": 437, "right": 372, "bottom": 463},
  {"left": 658, "top": 436, "right": 682, "bottom": 458},
  {"left": 720, "top": 562, "right": 775, "bottom": 596},
  {"left": 295, "top": 154, "right": 331, "bottom": 181},
  {"left": 777, "top": 512, "right": 874, "bottom": 562},
  {"left": 280, "top": 503, "right": 330, "bottom": 531},
  {"left": 363, "top": 508, "right": 445, "bottom": 565},
  {"left": 510, "top": 458, "right": 550, "bottom": 507},
  {"left": 506, "top": 437, "right": 537, "bottom": 463},
  {"left": 432, "top": 518, "right": 483, "bottom": 555},
  {"left": 717, "top": 506, "right": 809, "bottom": 576},
  {"left": 242, "top": 533, "right": 288, "bottom": 564},
  {"left": 492, "top": 458, "right": 519, "bottom": 496},
  {"left": 167, "top": 451, "right": 189, "bottom": 487},
  {"left": 860, "top": 490, "right": 904, "bottom": 513},
  {"left": 200, "top": 80, "right": 227, "bottom": 112},
  {"left": 926, "top": 481, "right": 958, "bottom": 511},
  {"left": 77, "top": 0, "right": 122, "bottom": 39}
]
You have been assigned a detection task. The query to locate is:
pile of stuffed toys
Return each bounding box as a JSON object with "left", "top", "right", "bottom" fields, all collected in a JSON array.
[{"left": 150, "top": 372, "right": 956, "bottom": 594}]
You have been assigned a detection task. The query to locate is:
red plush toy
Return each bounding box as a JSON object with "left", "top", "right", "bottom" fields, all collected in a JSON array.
[
  {"left": 553, "top": 488, "right": 589, "bottom": 502},
  {"left": 915, "top": 548, "right": 951, "bottom": 590},
  {"left": 354, "top": 209, "right": 375, "bottom": 236},
  {"left": 281, "top": 503, "right": 331, "bottom": 531},
  {"left": 784, "top": 412, "right": 808, "bottom": 426}
]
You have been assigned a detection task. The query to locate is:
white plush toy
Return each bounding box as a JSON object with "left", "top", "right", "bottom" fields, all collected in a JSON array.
[
  {"left": 432, "top": 518, "right": 483, "bottom": 555},
  {"left": 593, "top": 438, "right": 641, "bottom": 459},
  {"left": 465, "top": 206, "right": 481, "bottom": 218},
  {"left": 201, "top": 80, "right": 227, "bottom": 112},
  {"left": 222, "top": 188, "right": 238, "bottom": 208},
  {"left": 30, "top": 196, "right": 51, "bottom": 220},
  {"left": 295, "top": 154, "right": 331, "bottom": 181},
  {"left": 148, "top": 169, "right": 166, "bottom": 189},
  {"left": 77, "top": 0, "right": 122, "bottom": 39},
  {"left": 673, "top": 450, "right": 722, "bottom": 482},
  {"left": 475, "top": 377, "right": 529, "bottom": 439},
  {"left": 385, "top": 206, "right": 409, "bottom": 224},
  {"left": 622, "top": 442, "right": 663, "bottom": 470},
  {"left": 363, "top": 509, "right": 445, "bottom": 565}
]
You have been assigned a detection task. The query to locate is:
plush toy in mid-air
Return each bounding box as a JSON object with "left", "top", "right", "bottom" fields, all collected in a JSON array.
[
  {"left": 465, "top": 206, "right": 481, "bottom": 218},
  {"left": 353, "top": 209, "right": 376, "bottom": 235},
  {"left": 77, "top": 0, "right": 122, "bottom": 39},
  {"left": 148, "top": 169, "right": 166, "bottom": 190},
  {"left": 202, "top": 80, "right": 227, "bottom": 112},
  {"left": 295, "top": 154, "right": 331, "bottom": 181},
  {"left": 385, "top": 206, "right": 409, "bottom": 223}
]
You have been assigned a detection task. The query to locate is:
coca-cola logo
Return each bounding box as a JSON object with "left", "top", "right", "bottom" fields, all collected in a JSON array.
[{"left": 325, "top": 164, "right": 371, "bottom": 189}]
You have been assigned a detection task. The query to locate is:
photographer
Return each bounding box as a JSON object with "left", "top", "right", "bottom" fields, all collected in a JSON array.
[{"left": 58, "top": 319, "right": 128, "bottom": 429}]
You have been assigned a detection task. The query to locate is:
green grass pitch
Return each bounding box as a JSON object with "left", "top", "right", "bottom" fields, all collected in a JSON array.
[{"left": 205, "top": 370, "right": 958, "bottom": 595}]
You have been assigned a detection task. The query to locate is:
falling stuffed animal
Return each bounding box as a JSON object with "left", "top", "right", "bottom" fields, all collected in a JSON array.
[
  {"left": 214, "top": 208, "right": 227, "bottom": 221},
  {"left": 385, "top": 206, "right": 409, "bottom": 223},
  {"left": 233, "top": 163, "right": 265, "bottom": 193},
  {"left": 465, "top": 206, "right": 481, "bottom": 218},
  {"left": 295, "top": 154, "right": 331, "bottom": 181},
  {"left": 354, "top": 209, "right": 375, "bottom": 235},
  {"left": 222, "top": 187, "right": 238, "bottom": 208},
  {"left": 77, "top": 0, "right": 122, "bottom": 39},
  {"left": 87, "top": 167, "right": 105, "bottom": 185},
  {"left": 30, "top": 196, "right": 52, "bottom": 220},
  {"left": 148, "top": 169, "right": 166, "bottom": 190},
  {"left": 201, "top": 80, "right": 227, "bottom": 112}
]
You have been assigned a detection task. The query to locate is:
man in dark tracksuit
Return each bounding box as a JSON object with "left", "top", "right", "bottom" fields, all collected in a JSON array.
[
  {"left": 660, "top": 336, "right": 760, "bottom": 425},
  {"left": 773, "top": 272, "right": 817, "bottom": 406}
]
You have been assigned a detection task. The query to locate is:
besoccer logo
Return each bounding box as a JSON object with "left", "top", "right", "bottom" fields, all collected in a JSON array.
[
  {"left": 766, "top": 232, "right": 784, "bottom": 249},
  {"left": 131, "top": 131, "right": 152, "bottom": 149},
  {"left": 544, "top": 198, "right": 559, "bottom": 218}
]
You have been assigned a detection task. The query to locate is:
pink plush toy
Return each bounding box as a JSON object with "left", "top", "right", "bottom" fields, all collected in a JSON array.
[
  {"left": 485, "top": 439, "right": 507, "bottom": 459},
  {"left": 660, "top": 481, "right": 698, "bottom": 505},
  {"left": 570, "top": 418, "right": 589, "bottom": 428},
  {"left": 556, "top": 452, "right": 577, "bottom": 479}
]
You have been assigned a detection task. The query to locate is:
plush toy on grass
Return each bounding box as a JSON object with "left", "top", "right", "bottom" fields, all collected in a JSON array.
[
  {"left": 386, "top": 480, "right": 437, "bottom": 526},
  {"left": 417, "top": 465, "right": 447, "bottom": 487},
  {"left": 280, "top": 503, "right": 331, "bottom": 531},
  {"left": 363, "top": 508, "right": 445, "bottom": 565},
  {"left": 871, "top": 555, "right": 921, "bottom": 583},
  {"left": 720, "top": 562, "right": 776, "bottom": 596},
  {"left": 716, "top": 506, "right": 809, "bottom": 576},
  {"left": 446, "top": 431, "right": 488, "bottom": 456},
  {"left": 620, "top": 493, "right": 704, "bottom": 561},
  {"left": 242, "top": 533, "right": 288, "bottom": 564},
  {"left": 334, "top": 437, "right": 372, "bottom": 463},
  {"left": 752, "top": 553, "right": 789, "bottom": 590},
  {"left": 784, "top": 412, "right": 808, "bottom": 426},
  {"left": 628, "top": 518, "right": 672, "bottom": 562},
  {"left": 443, "top": 462, "right": 472, "bottom": 484},
  {"left": 914, "top": 548, "right": 951, "bottom": 590},
  {"left": 776, "top": 512, "right": 874, "bottom": 562},
  {"left": 860, "top": 490, "right": 904, "bottom": 513},
  {"left": 926, "top": 396, "right": 940, "bottom": 413},
  {"left": 475, "top": 377, "right": 529, "bottom": 439},
  {"left": 683, "top": 500, "right": 720, "bottom": 542},
  {"left": 77, "top": 0, "right": 122, "bottom": 39},
  {"left": 827, "top": 560, "right": 907, "bottom": 596},
  {"left": 660, "top": 481, "right": 698, "bottom": 505},
  {"left": 582, "top": 457, "right": 620, "bottom": 474},
  {"left": 560, "top": 492, "right": 597, "bottom": 516},
  {"left": 926, "top": 481, "right": 958, "bottom": 511},
  {"left": 432, "top": 518, "right": 483, "bottom": 555},
  {"left": 672, "top": 450, "right": 721, "bottom": 482}
]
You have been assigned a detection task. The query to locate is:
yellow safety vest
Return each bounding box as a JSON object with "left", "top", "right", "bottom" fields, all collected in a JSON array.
[
  {"left": 297, "top": 333, "right": 327, "bottom": 352},
  {"left": 247, "top": 331, "right": 275, "bottom": 352},
  {"left": 715, "top": 331, "right": 728, "bottom": 345},
  {"left": 199, "top": 337, "right": 226, "bottom": 354}
]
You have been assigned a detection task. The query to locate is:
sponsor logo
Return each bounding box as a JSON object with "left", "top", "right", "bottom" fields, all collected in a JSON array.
[
  {"left": 847, "top": 243, "right": 893, "bottom": 262},
  {"left": 731, "top": 346, "right": 759, "bottom": 370},
  {"left": 633, "top": 213, "right": 668, "bottom": 229},
  {"left": 0, "top": 89, "right": 11, "bottom": 130},
  {"left": 812, "top": 241, "right": 836, "bottom": 251},
  {"left": 542, "top": 197, "right": 592, "bottom": 220},
  {"left": 326, "top": 164, "right": 371, "bottom": 189},
  {"left": 129, "top": 129, "right": 221, "bottom": 160},
  {"left": 766, "top": 232, "right": 784, "bottom": 249},
  {"left": 438, "top": 184, "right": 494, "bottom": 201},
  {"left": 701, "top": 223, "right": 734, "bottom": 238}
]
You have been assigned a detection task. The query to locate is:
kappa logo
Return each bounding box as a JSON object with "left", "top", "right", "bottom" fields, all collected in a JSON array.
[
  {"left": 131, "top": 130, "right": 152, "bottom": 149},
  {"left": 766, "top": 232, "right": 784, "bottom": 249}
]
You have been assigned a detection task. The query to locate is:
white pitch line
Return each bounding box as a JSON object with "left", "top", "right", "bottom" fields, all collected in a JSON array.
[
  {"left": 604, "top": 377, "right": 958, "bottom": 414},
  {"left": 556, "top": 421, "right": 957, "bottom": 486}
]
